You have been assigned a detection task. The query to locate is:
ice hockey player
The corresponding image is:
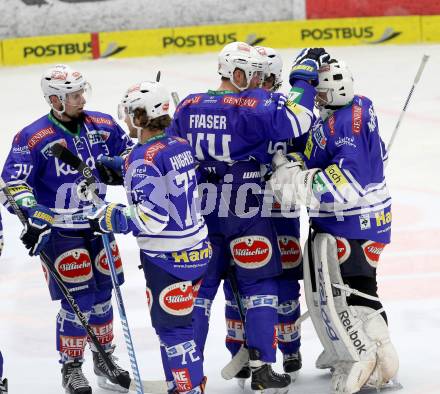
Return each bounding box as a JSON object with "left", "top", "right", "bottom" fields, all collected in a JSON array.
[
  {"left": 222, "top": 46, "right": 304, "bottom": 388},
  {"left": 89, "top": 81, "right": 210, "bottom": 394},
  {"left": 269, "top": 58, "right": 399, "bottom": 393},
  {"left": 1, "top": 64, "right": 133, "bottom": 394},
  {"left": 167, "top": 42, "right": 329, "bottom": 393}
]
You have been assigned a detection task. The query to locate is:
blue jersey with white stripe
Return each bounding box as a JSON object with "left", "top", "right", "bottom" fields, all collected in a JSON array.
[
  {"left": 1, "top": 111, "right": 133, "bottom": 229},
  {"left": 167, "top": 81, "right": 315, "bottom": 166},
  {"left": 122, "top": 134, "right": 209, "bottom": 260},
  {"left": 304, "top": 95, "right": 391, "bottom": 243}
]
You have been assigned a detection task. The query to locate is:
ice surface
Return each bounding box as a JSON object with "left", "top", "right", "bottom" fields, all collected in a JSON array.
[{"left": 0, "top": 44, "right": 440, "bottom": 393}]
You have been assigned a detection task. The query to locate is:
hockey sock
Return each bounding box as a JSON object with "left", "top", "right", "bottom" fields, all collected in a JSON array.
[
  {"left": 57, "top": 294, "right": 95, "bottom": 363},
  {"left": 88, "top": 289, "right": 114, "bottom": 351},
  {"left": 157, "top": 325, "right": 204, "bottom": 393}
]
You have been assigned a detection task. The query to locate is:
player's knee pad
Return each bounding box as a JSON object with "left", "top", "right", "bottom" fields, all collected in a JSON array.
[
  {"left": 89, "top": 295, "right": 114, "bottom": 351},
  {"left": 304, "top": 233, "right": 398, "bottom": 393}
]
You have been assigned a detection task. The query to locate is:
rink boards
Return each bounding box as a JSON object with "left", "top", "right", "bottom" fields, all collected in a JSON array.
[{"left": 1, "top": 15, "right": 440, "bottom": 66}]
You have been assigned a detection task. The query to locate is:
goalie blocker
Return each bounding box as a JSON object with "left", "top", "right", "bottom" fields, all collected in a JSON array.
[{"left": 303, "top": 233, "right": 399, "bottom": 394}]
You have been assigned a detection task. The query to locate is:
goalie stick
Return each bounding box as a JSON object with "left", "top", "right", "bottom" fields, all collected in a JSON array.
[
  {"left": 387, "top": 54, "right": 429, "bottom": 153},
  {"left": 50, "top": 143, "right": 167, "bottom": 394},
  {"left": 0, "top": 176, "right": 134, "bottom": 391}
]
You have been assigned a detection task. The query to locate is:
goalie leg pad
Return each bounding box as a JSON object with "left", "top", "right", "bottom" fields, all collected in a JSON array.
[{"left": 305, "top": 233, "right": 379, "bottom": 393}]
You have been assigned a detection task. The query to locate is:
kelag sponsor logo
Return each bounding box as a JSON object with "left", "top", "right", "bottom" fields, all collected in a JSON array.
[
  {"left": 301, "top": 26, "right": 401, "bottom": 44},
  {"left": 23, "top": 42, "right": 91, "bottom": 58}
]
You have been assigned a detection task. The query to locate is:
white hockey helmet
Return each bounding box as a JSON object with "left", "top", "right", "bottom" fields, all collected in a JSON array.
[
  {"left": 316, "top": 60, "right": 354, "bottom": 108},
  {"left": 41, "top": 64, "right": 90, "bottom": 112},
  {"left": 255, "top": 46, "right": 283, "bottom": 91},
  {"left": 218, "top": 42, "right": 267, "bottom": 91},
  {"left": 118, "top": 81, "right": 170, "bottom": 137}
]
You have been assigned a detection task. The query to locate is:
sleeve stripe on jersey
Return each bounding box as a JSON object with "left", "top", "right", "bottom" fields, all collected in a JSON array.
[
  {"left": 132, "top": 205, "right": 168, "bottom": 235},
  {"left": 285, "top": 108, "right": 312, "bottom": 139},
  {"left": 138, "top": 203, "right": 169, "bottom": 223},
  {"left": 309, "top": 197, "right": 392, "bottom": 217},
  {"left": 342, "top": 168, "right": 387, "bottom": 196}
]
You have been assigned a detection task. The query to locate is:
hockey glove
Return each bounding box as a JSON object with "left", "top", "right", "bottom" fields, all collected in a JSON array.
[
  {"left": 20, "top": 205, "right": 55, "bottom": 256},
  {"left": 289, "top": 48, "right": 330, "bottom": 87},
  {"left": 270, "top": 151, "right": 320, "bottom": 206},
  {"left": 88, "top": 203, "right": 129, "bottom": 235},
  {"left": 96, "top": 156, "right": 124, "bottom": 186}
]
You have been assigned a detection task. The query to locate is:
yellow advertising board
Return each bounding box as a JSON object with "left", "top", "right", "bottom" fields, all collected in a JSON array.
[
  {"left": 97, "top": 16, "right": 421, "bottom": 60},
  {"left": 284, "top": 16, "right": 421, "bottom": 47},
  {"left": 421, "top": 15, "right": 440, "bottom": 42},
  {"left": 2, "top": 33, "right": 92, "bottom": 66},
  {"left": 0, "top": 15, "right": 428, "bottom": 66}
]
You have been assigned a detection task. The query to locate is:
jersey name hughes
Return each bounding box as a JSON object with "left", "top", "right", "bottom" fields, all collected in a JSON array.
[
  {"left": 189, "top": 114, "right": 227, "bottom": 130},
  {"left": 169, "top": 150, "right": 195, "bottom": 171}
]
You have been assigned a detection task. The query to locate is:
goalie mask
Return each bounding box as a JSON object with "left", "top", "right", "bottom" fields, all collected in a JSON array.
[
  {"left": 41, "top": 64, "right": 91, "bottom": 115},
  {"left": 118, "top": 81, "right": 170, "bottom": 139},
  {"left": 218, "top": 42, "right": 267, "bottom": 91},
  {"left": 316, "top": 60, "right": 354, "bottom": 116}
]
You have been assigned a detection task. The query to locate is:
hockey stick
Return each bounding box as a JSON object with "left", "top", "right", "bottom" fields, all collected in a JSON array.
[
  {"left": 221, "top": 267, "right": 249, "bottom": 380},
  {"left": 50, "top": 143, "right": 159, "bottom": 394},
  {"left": 0, "top": 176, "right": 134, "bottom": 391},
  {"left": 387, "top": 54, "right": 429, "bottom": 153}
]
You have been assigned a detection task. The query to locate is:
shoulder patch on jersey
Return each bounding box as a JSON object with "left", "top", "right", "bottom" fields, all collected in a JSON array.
[
  {"left": 144, "top": 141, "right": 167, "bottom": 163},
  {"left": 27, "top": 127, "right": 56, "bottom": 150},
  {"left": 84, "top": 115, "right": 114, "bottom": 127},
  {"left": 352, "top": 104, "right": 362, "bottom": 134},
  {"left": 222, "top": 95, "right": 259, "bottom": 108},
  {"left": 313, "top": 126, "right": 327, "bottom": 149}
]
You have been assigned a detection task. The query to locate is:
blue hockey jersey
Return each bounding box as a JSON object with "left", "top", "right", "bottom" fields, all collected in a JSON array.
[
  {"left": 122, "top": 134, "right": 209, "bottom": 262},
  {"left": 304, "top": 95, "right": 391, "bottom": 243},
  {"left": 168, "top": 81, "right": 315, "bottom": 166},
  {"left": 1, "top": 111, "right": 133, "bottom": 229}
]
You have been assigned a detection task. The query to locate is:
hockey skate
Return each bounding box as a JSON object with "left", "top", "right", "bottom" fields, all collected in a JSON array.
[
  {"left": 61, "top": 360, "right": 92, "bottom": 394},
  {"left": 250, "top": 364, "right": 291, "bottom": 394},
  {"left": 283, "top": 351, "right": 302, "bottom": 382},
  {"left": 0, "top": 378, "right": 7, "bottom": 394},
  {"left": 234, "top": 365, "right": 251, "bottom": 390},
  {"left": 92, "top": 346, "right": 130, "bottom": 393}
]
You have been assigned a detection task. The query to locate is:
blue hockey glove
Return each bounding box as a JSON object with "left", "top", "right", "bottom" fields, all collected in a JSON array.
[
  {"left": 289, "top": 48, "right": 330, "bottom": 87},
  {"left": 88, "top": 203, "right": 129, "bottom": 235},
  {"left": 20, "top": 205, "right": 55, "bottom": 256},
  {"left": 98, "top": 155, "right": 124, "bottom": 172},
  {"left": 96, "top": 156, "right": 124, "bottom": 186}
]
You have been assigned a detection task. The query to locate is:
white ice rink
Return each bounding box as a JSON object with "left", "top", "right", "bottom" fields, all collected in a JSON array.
[{"left": 0, "top": 44, "right": 440, "bottom": 393}]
